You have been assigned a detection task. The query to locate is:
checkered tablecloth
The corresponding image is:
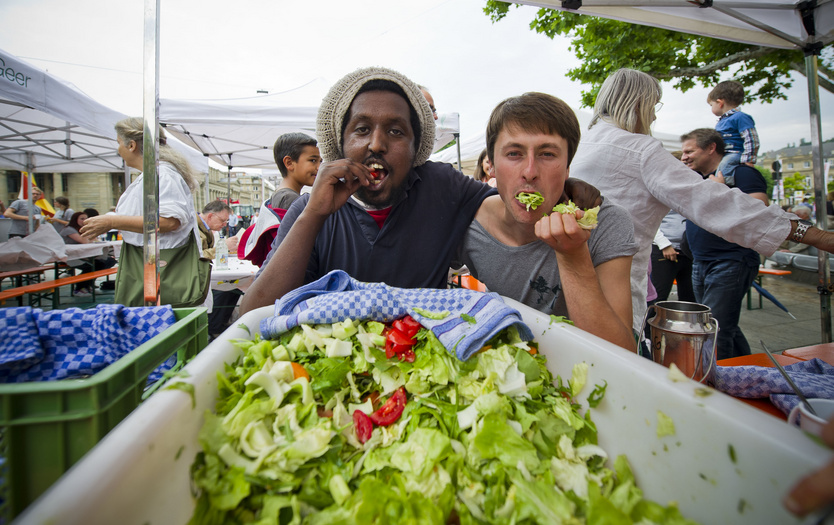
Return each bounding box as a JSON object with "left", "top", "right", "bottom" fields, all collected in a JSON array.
[
  {"left": 716, "top": 358, "right": 834, "bottom": 416},
  {"left": 261, "top": 270, "right": 533, "bottom": 361},
  {"left": 0, "top": 304, "right": 177, "bottom": 383}
]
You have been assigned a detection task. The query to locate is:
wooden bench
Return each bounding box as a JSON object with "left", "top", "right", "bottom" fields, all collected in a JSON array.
[
  {"left": 0, "top": 266, "right": 51, "bottom": 291},
  {"left": 746, "top": 267, "right": 792, "bottom": 310},
  {"left": 0, "top": 267, "right": 118, "bottom": 308}
]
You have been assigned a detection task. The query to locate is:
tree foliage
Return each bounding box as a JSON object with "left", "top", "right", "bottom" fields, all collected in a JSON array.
[
  {"left": 484, "top": 1, "right": 833, "bottom": 108},
  {"left": 783, "top": 172, "right": 809, "bottom": 196}
]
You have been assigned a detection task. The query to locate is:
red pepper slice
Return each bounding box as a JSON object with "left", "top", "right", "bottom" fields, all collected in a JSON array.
[
  {"left": 353, "top": 410, "right": 373, "bottom": 444},
  {"left": 369, "top": 387, "right": 407, "bottom": 426}
]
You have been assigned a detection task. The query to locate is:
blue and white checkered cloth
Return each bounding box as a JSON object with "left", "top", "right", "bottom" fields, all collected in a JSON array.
[
  {"left": 716, "top": 358, "right": 834, "bottom": 416},
  {"left": 0, "top": 304, "right": 177, "bottom": 383},
  {"left": 260, "top": 270, "right": 533, "bottom": 361}
]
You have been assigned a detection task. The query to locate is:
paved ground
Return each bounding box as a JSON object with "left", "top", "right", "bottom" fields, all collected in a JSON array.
[
  {"left": 660, "top": 262, "right": 833, "bottom": 354},
  {"left": 738, "top": 266, "right": 832, "bottom": 353}
]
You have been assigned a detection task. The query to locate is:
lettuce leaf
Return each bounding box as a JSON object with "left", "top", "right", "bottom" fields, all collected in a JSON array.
[{"left": 516, "top": 191, "right": 545, "bottom": 211}]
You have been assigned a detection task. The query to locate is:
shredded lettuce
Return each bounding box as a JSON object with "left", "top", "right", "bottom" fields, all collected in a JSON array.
[
  {"left": 516, "top": 191, "right": 545, "bottom": 211},
  {"left": 552, "top": 199, "right": 601, "bottom": 230},
  {"left": 189, "top": 319, "right": 699, "bottom": 525}
]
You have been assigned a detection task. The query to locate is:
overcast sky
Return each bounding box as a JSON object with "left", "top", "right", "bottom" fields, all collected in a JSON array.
[{"left": 2, "top": 0, "right": 831, "bottom": 155}]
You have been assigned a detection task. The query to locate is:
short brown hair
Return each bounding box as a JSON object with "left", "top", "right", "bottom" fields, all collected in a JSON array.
[
  {"left": 486, "top": 92, "right": 580, "bottom": 165},
  {"left": 708, "top": 81, "right": 745, "bottom": 106},
  {"left": 681, "top": 128, "right": 725, "bottom": 156},
  {"left": 272, "top": 133, "right": 318, "bottom": 176}
]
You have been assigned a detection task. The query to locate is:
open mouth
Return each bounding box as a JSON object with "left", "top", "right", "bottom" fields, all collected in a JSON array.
[
  {"left": 367, "top": 162, "right": 389, "bottom": 186},
  {"left": 515, "top": 190, "right": 544, "bottom": 211}
]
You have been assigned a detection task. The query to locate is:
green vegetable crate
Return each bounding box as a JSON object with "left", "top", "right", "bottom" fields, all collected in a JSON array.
[{"left": 0, "top": 307, "right": 208, "bottom": 521}]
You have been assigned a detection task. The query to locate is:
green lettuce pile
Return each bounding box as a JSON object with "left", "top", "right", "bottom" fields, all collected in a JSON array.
[{"left": 189, "top": 319, "right": 696, "bottom": 524}]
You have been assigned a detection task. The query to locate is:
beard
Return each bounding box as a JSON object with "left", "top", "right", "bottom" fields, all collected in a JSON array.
[{"left": 353, "top": 181, "right": 407, "bottom": 210}]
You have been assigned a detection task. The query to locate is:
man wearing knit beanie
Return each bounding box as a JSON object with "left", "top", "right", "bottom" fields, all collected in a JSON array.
[{"left": 241, "top": 67, "right": 496, "bottom": 312}]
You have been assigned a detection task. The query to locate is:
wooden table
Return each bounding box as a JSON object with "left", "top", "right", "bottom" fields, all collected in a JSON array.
[{"left": 783, "top": 343, "right": 834, "bottom": 365}]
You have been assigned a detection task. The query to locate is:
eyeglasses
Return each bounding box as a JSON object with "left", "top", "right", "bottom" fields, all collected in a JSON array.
[
  {"left": 654, "top": 102, "right": 664, "bottom": 113},
  {"left": 429, "top": 105, "right": 437, "bottom": 114}
]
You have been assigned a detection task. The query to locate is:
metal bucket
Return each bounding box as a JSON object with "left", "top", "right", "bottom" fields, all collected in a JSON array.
[{"left": 640, "top": 301, "right": 719, "bottom": 385}]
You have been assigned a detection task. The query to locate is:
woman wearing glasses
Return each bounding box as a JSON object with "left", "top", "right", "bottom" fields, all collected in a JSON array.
[{"left": 568, "top": 68, "right": 801, "bottom": 336}]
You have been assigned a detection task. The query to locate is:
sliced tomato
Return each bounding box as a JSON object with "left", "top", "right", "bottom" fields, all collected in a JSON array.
[
  {"left": 387, "top": 327, "right": 414, "bottom": 346},
  {"left": 399, "top": 347, "right": 416, "bottom": 363},
  {"left": 393, "top": 316, "right": 421, "bottom": 339},
  {"left": 353, "top": 410, "right": 373, "bottom": 444},
  {"left": 385, "top": 339, "right": 396, "bottom": 359},
  {"left": 369, "top": 386, "right": 407, "bottom": 426}
]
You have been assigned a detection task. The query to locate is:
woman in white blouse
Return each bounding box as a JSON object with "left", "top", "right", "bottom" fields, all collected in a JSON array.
[{"left": 81, "top": 117, "right": 203, "bottom": 306}]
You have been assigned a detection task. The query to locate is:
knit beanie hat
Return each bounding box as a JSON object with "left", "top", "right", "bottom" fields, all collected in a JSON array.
[{"left": 316, "top": 66, "right": 436, "bottom": 167}]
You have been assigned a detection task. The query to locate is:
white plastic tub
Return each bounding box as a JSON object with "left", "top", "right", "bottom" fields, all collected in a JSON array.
[{"left": 14, "top": 301, "right": 832, "bottom": 524}]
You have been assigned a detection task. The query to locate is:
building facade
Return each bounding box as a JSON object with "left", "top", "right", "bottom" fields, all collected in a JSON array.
[{"left": 1, "top": 166, "right": 275, "bottom": 221}]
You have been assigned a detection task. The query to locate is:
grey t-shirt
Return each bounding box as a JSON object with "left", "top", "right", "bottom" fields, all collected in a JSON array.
[
  {"left": 455, "top": 198, "right": 638, "bottom": 316},
  {"left": 52, "top": 207, "right": 74, "bottom": 233},
  {"left": 8, "top": 199, "right": 39, "bottom": 235},
  {"left": 270, "top": 188, "right": 301, "bottom": 210}
]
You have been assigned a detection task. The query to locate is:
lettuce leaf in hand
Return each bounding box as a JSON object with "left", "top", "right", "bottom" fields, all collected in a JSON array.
[{"left": 552, "top": 200, "right": 601, "bottom": 230}]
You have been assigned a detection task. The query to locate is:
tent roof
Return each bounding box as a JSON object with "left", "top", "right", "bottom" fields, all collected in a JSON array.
[
  {"left": 523, "top": 0, "right": 833, "bottom": 50},
  {"left": 0, "top": 48, "right": 127, "bottom": 173},
  {"left": 0, "top": 48, "right": 207, "bottom": 175},
  {"left": 160, "top": 94, "right": 462, "bottom": 172}
]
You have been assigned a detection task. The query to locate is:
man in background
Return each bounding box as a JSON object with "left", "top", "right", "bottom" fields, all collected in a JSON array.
[
  {"left": 198, "top": 200, "right": 241, "bottom": 339},
  {"left": 681, "top": 128, "right": 767, "bottom": 360},
  {"left": 4, "top": 186, "right": 44, "bottom": 238}
]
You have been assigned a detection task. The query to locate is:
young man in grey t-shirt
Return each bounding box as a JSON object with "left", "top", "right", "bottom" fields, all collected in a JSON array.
[
  {"left": 4, "top": 187, "right": 45, "bottom": 238},
  {"left": 455, "top": 93, "right": 637, "bottom": 352}
]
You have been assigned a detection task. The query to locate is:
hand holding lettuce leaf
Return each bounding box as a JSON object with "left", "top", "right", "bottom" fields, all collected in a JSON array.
[
  {"left": 189, "top": 316, "right": 697, "bottom": 524},
  {"left": 552, "top": 200, "right": 600, "bottom": 230}
]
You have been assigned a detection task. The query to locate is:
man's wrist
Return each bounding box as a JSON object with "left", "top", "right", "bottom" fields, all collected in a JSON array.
[{"left": 790, "top": 219, "right": 813, "bottom": 243}]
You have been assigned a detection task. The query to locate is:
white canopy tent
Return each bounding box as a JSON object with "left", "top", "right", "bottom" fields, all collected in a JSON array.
[
  {"left": 513, "top": 0, "right": 834, "bottom": 340},
  {"left": 0, "top": 48, "right": 126, "bottom": 174},
  {"left": 161, "top": 96, "right": 462, "bottom": 170},
  {"left": 0, "top": 48, "right": 207, "bottom": 178}
]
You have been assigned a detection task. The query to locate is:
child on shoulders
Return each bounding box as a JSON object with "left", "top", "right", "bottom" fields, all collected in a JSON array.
[{"left": 707, "top": 80, "right": 759, "bottom": 187}]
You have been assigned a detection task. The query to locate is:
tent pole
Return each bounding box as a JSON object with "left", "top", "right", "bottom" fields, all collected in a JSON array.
[
  {"left": 26, "top": 153, "right": 34, "bottom": 235},
  {"left": 804, "top": 52, "right": 832, "bottom": 343},
  {"left": 455, "top": 133, "right": 462, "bottom": 172},
  {"left": 204, "top": 165, "right": 210, "bottom": 205},
  {"left": 142, "top": 0, "right": 161, "bottom": 306}
]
